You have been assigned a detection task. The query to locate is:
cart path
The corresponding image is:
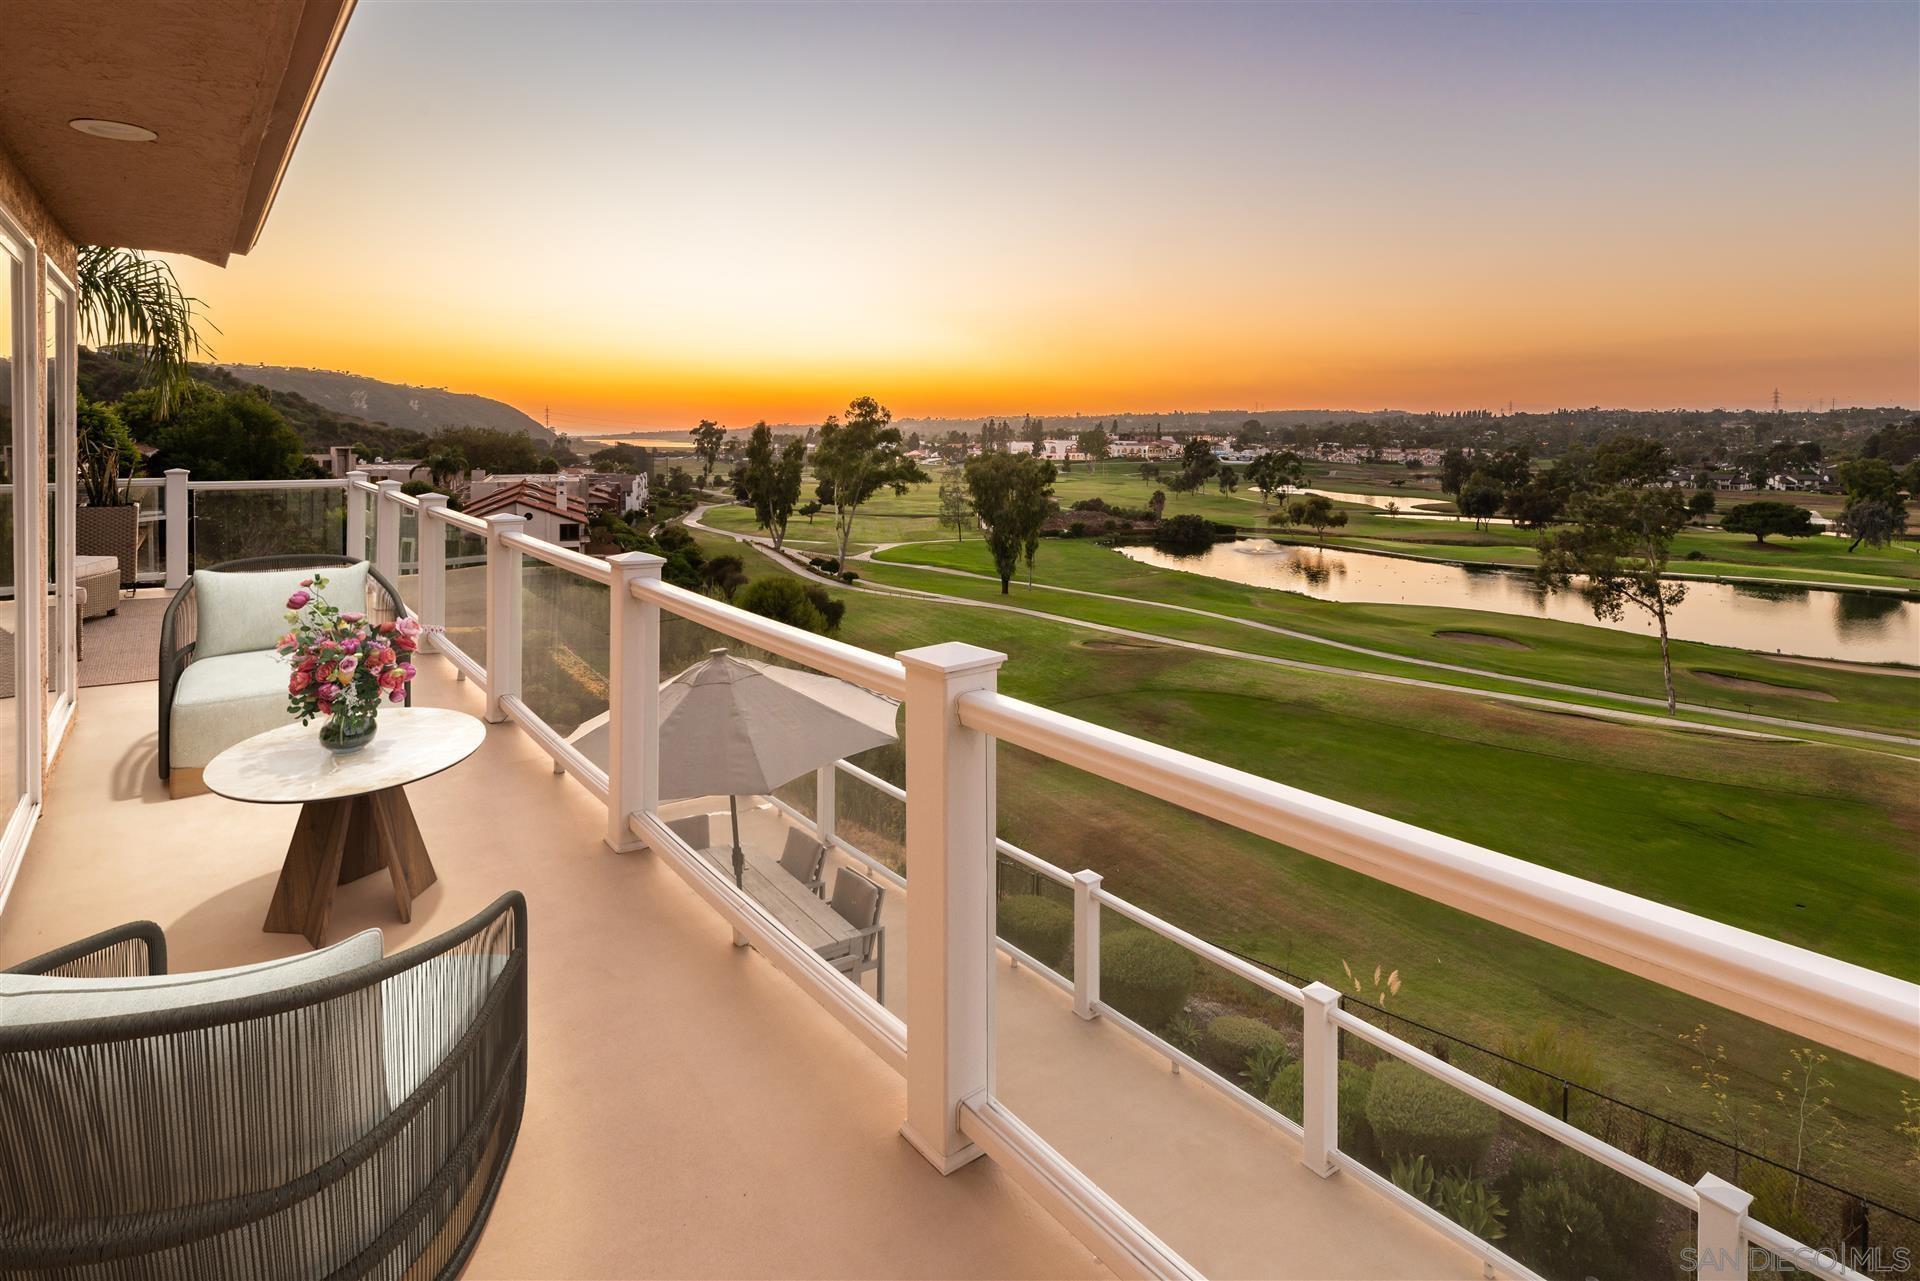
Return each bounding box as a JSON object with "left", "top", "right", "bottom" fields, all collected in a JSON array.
[{"left": 683, "top": 506, "right": 1918, "bottom": 749}]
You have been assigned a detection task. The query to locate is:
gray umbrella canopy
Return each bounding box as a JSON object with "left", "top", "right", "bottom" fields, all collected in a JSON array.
[{"left": 657, "top": 650, "right": 898, "bottom": 801}]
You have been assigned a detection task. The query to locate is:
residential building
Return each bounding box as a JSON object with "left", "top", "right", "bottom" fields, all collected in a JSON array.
[{"left": 463, "top": 477, "right": 590, "bottom": 548}]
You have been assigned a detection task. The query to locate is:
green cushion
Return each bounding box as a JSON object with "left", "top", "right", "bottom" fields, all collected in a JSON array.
[{"left": 193, "top": 561, "right": 369, "bottom": 659}]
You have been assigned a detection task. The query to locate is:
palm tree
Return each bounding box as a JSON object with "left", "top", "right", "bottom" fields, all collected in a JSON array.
[
  {"left": 414, "top": 447, "right": 468, "bottom": 490},
  {"left": 76, "top": 246, "right": 212, "bottom": 417}
]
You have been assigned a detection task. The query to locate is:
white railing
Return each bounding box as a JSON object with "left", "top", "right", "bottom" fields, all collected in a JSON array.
[{"left": 351, "top": 476, "right": 1913, "bottom": 1280}]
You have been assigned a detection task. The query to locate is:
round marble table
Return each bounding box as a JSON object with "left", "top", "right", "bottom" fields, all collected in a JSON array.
[{"left": 206, "top": 708, "right": 486, "bottom": 946}]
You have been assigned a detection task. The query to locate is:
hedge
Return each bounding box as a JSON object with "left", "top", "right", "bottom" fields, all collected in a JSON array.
[
  {"left": 1365, "top": 1059, "right": 1499, "bottom": 1173},
  {"left": 1199, "top": 1015, "right": 1287, "bottom": 1076},
  {"left": 1099, "top": 929, "right": 1195, "bottom": 1030},
  {"left": 998, "top": 895, "right": 1072, "bottom": 969}
]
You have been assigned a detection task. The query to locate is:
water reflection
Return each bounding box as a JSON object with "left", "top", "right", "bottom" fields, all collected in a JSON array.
[{"left": 1118, "top": 541, "right": 1918, "bottom": 664}]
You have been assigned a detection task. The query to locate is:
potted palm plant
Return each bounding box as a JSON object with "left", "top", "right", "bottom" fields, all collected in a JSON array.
[
  {"left": 75, "top": 395, "right": 143, "bottom": 585},
  {"left": 75, "top": 246, "right": 209, "bottom": 585}
]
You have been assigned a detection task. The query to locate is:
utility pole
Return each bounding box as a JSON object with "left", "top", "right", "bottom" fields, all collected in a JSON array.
[{"left": 1771, "top": 387, "right": 1781, "bottom": 414}]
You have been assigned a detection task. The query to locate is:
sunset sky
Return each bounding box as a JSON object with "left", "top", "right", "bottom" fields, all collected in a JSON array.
[{"left": 167, "top": 1, "right": 1919, "bottom": 432}]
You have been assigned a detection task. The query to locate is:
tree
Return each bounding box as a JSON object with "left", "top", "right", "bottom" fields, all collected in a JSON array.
[
  {"left": 812, "top": 396, "right": 925, "bottom": 567},
  {"left": 1457, "top": 472, "right": 1505, "bottom": 530},
  {"left": 1383, "top": 500, "right": 1400, "bottom": 519},
  {"left": 1245, "top": 450, "right": 1303, "bottom": 507},
  {"left": 1590, "top": 435, "right": 1673, "bottom": 487},
  {"left": 1151, "top": 513, "right": 1219, "bottom": 554},
  {"left": 963, "top": 451, "right": 1055, "bottom": 593},
  {"left": 77, "top": 246, "right": 212, "bottom": 418},
  {"left": 1501, "top": 477, "right": 1564, "bottom": 529},
  {"left": 76, "top": 395, "right": 139, "bottom": 507},
  {"left": 733, "top": 422, "right": 805, "bottom": 551},
  {"left": 145, "top": 389, "right": 308, "bottom": 480},
  {"left": 1216, "top": 466, "right": 1239, "bottom": 495},
  {"left": 1075, "top": 426, "right": 1111, "bottom": 461},
  {"left": 689, "top": 419, "right": 726, "bottom": 486},
  {"left": 798, "top": 500, "right": 822, "bottom": 525},
  {"left": 589, "top": 442, "right": 655, "bottom": 473},
  {"left": 1687, "top": 490, "right": 1716, "bottom": 520},
  {"left": 937, "top": 472, "right": 974, "bottom": 541},
  {"left": 1178, "top": 437, "right": 1218, "bottom": 487},
  {"left": 1438, "top": 448, "right": 1473, "bottom": 498},
  {"left": 698, "top": 553, "right": 748, "bottom": 600},
  {"left": 1834, "top": 458, "right": 1909, "bottom": 552},
  {"left": 1538, "top": 487, "right": 1690, "bottom": 711},
  {"left": 416, "top": 447, "right": 468, "bottom": 490},
  {"left": 432, "top": 427, "right": 543, "bottom": 475},
  {"left": 1720, "top": 501, "right": 1815, "bottom": 544},
  {"left": 1023, "top": 415, "right": 1046, "bottom": 453},
  {"left": 1296, "top": 494, "right": 1347, "bottom": 546}
]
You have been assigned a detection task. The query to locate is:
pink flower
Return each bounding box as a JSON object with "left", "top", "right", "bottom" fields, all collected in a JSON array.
[
  {"left": 299, "top": 578, "right": 312, "bottom": 588},
  {"left": 379, "top": 667, "right": 406, "bottom": 691},
  {"left": 298, "top": 656, "right": 317, "bottom": 672},
  {"left": 320, "top": 682, "right": 343, "bottom": 702},
  {"left": 395, "top": 616, "right": 422, "bottom": 639},
  {"left": 372, "top": 646, "right": 396, "bottom": 668},
  {"left": 342, "top": 636, "right": 361, "bottom": 653},
  {"left": 400, "top": 662, "right": 416, "bottom": 680},
  {"left": 388, "top": 689, "right": 405, "bottom": 703},
  {"left": 285, "top": 590, "right": 312, "bottom": 610},
  {"left": 341, "top": 611, "right": 365, "bottom": 624},
  {"left": 337, "top": 656, "right": 358, "bottom": 677},
  {"left": 289, "top": 670, "right": 312, "bottom": 692}
]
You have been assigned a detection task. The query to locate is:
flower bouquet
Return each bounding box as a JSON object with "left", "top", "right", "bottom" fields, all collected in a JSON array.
[{"left": 277, "top": 572, "right": 424, "bottom": 753}]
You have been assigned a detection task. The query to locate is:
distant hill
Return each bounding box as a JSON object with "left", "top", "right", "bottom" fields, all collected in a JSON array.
[{"left": 217, "top": 365, "right": 554, "bottom": 445}]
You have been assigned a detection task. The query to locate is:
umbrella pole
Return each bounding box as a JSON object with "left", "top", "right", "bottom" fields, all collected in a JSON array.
[{"left": 729, "top": 795, "right": 744, "bottom": 889}]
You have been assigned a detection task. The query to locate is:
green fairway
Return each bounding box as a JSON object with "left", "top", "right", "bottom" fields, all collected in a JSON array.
[
  {"left": 863, "top": 537, "right": 1920, "bottom": 738},
  {"left": 686, "top": 525, "right": 1920, "bottom": 1214}
]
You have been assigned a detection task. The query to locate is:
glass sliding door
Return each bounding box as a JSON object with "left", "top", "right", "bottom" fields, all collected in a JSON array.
[
  {"left": 44, "top": 267, "right": 75, "bottom": 745},
  {"left": 0, "top": 217, "right": 28, "bottom": 838}
]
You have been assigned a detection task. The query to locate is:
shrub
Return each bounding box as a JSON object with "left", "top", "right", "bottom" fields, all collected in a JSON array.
[
  {"left": 734, "top": 576, "right": 827, "bottom": 634},
  {"left": 1200, "top": 1015, "right": 1288, "bottom": 1076},
  {"left": 838, "top": 570, "right": 858, "bottom": 584},
  {"left": 1068, "top": 521, "right": 1087, "bottom": 538},
  {"left": 998, "top": 895, "right": 1072, "bottom": 968},
  {"left": 1099, "top": 929, "right": 1195, "bottom": 1030},
  {"left": 1150, "top": 512, "right": 1222, "bottom": 555},
  {"left": 1511, "top": 1174, "right": 1606, "bottom": 1279},
  {"left": 1265, "top": 1059, "right": 1374, "bottom": 1149},
  {"left": 1494, "top": 1025, "right": 1601, "bottom": 1116},
  {"left": 1241, "top": 1040, "right": 1291, "bottom": 1098},
  {"left": 1070, "top": 497, "right": 1111, "bottom": 513},
  {"left": 801, "top": 584, "right": 846, "bottom": 634},
  {"left": 1365, "top": 1060, "right": 1499, "bottom": 1173}
]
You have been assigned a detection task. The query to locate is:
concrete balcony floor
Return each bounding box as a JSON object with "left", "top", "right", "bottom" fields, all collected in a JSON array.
[{"left": 3, "top": 655, "right": 1480, "bottom": 1279}]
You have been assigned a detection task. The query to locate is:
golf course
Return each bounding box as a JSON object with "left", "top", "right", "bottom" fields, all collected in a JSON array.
[{"left": 676, "top": 463, "right": 1920, "bottom": 1218}]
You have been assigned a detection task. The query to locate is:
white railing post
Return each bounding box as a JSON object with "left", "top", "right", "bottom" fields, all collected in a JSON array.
[
  {"left": 415, "top": 494, "right": 447, "bottom": 646},
  {"left": 163, "top": 468, "right": 189, "bottom": 588},
  {"left": 374, "top": 479, "right": 402, "bottom": 584},
  {"left": 604, "top": 551, "right": 664, "bottom": 852},
  {"left": 898, "top": 641, "right": 1005, "bottom": 1174},
  {"left": 816, "top": 763, "right": 838, "bottom": 849},
  {"left": 1072, "top": 869, "right": 1101, "bottom": 1019},
  {"left": 1300, "top": 981, "right": 1342, "bottom": 1178},
  {"left": 482, "top": 513, "right": 526, "bottom": 724},
  {"left": 1694, "top": 1173, "right": 1754, "bottom": 1281},
  {"left": 344, "top": 470, "right": 369, "bottom": 561}
]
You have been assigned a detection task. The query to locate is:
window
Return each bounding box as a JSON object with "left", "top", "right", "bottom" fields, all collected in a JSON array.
[{"left": 559, "top": 522, "right": 581, "bottom": 541}]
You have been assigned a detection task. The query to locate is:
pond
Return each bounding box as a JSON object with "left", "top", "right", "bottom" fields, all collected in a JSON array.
[{"left": 1117, "top": 541, "right": 1918, "bottom": 665}]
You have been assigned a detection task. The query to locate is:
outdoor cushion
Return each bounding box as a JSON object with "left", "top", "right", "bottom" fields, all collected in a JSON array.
[
  {"left": 0, "top": 928, "right": 382, "bottom": 1027},
  {"left": 193, "top": 560, "right": 369, "bottom": 660},
  {"left": 169, "top": 648, "right": 305, "bottom": 769}
]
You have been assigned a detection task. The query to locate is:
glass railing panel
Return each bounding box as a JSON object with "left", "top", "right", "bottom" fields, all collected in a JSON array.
[
  {"left": 985, "top": 744, "right": 1914, "bottom": 1276},
  {"left": 517, "top": 556, "right": 608, "bottom": 742},
  {"left": 190, "top": 487, "right": 343, "bottom": 570},
  {"left": 654, "top": 604, "right": 905, "bottom": 1024},
  {"left": 441, "top": 521, "right": 487, "bottom": 666},
  {"left": 994, "top": 851, "right": 1076, "bottom": 983},
  {"left": 396, "top": 504, "right": 420, "bottom": 602},
  {"left": 125, "top": 478, "right": 165, "bottom": 582}
]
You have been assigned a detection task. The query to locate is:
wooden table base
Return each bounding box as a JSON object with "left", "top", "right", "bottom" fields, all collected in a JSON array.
[{"left": 264, "top": 786, "right": 439, "bottom": 947}]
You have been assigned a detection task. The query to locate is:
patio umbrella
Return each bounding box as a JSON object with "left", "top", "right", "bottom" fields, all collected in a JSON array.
[{"left": 656, "top": 649, "right": 898, "bottom": 888}]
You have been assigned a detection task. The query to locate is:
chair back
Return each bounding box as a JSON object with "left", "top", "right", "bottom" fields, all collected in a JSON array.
[
  {"left": 666, "top": 814, "right": 710, "bottom": 849},
  {"left": 828, "top": 869, "right": 884, "bottom": 957},
  {"left": 778, "top": 829, "right": 825, "bottom": 885}
]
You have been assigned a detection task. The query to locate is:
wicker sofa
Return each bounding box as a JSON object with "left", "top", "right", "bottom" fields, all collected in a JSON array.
[
  {"left": 0, "top": 892, "right": 528, "bottom": 1281},
  {"left": 159, "top": 555, "right": 410, "bottom": 797}
]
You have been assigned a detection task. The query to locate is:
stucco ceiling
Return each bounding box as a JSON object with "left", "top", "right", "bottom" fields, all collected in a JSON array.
[{"left": 0, "top": 0, "right": 353, "bottom": 264}]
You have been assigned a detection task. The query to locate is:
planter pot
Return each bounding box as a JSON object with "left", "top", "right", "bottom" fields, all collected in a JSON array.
[{"left": 76, "top": 504, "right": 139, "bottom": 588}]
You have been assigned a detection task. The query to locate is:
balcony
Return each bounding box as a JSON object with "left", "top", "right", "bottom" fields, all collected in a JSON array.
[{"left": 7, "top": 474, "right": 1914, "bottom": 1280}]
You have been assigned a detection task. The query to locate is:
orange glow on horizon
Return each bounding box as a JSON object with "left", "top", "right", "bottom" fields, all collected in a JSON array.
[{"left": 162, "top": 2, "right": 1917, "bottom": 432}]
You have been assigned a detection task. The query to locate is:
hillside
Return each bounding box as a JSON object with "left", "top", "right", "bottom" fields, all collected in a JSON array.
[{"left": 217, "top": 364, "right": 554, "bottom": 444}]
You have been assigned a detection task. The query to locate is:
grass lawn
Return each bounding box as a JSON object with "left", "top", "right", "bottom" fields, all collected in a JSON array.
[
  {"left": 864, "top": 537, "right": 1920, "bottom": 738},
  {"left": 684, "top": 527, "right": 1920, "bottom": 1213}
]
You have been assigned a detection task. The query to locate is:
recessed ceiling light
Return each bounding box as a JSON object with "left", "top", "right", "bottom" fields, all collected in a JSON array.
[{"left": 68, "top": 118, "right": 157, "bottom": 143}]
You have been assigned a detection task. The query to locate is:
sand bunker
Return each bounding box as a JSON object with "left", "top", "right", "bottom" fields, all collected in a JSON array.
[
  {"left": 1691, "top": 670, "right": 1837, "bottom": 701},
  {"left": 1433, "top": 630, "right": 1531, "bottom": 650}
]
